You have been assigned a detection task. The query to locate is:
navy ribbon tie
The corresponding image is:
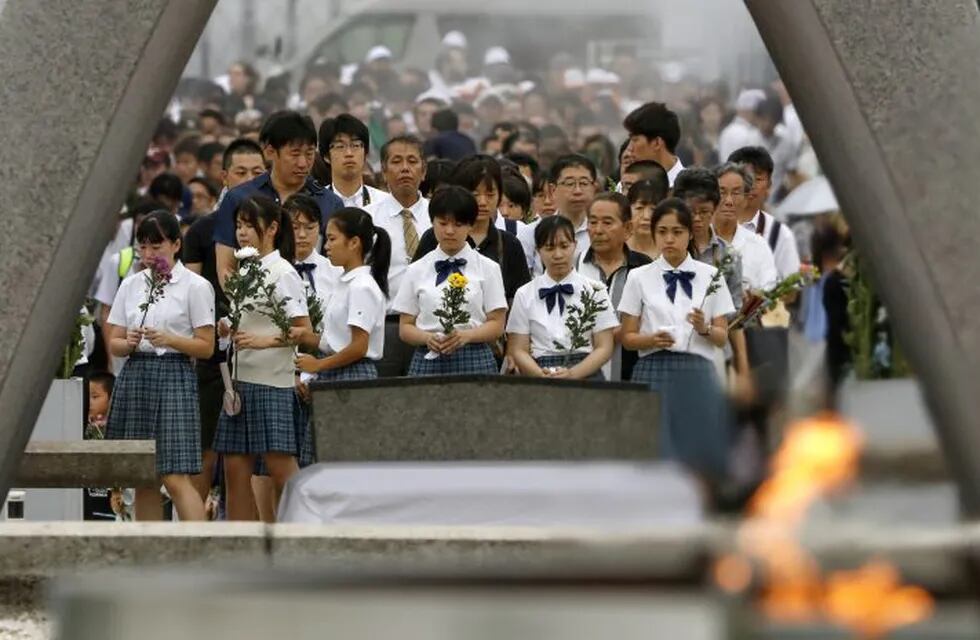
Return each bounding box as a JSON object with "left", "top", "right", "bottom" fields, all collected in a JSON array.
[
  {"left": 538, "top": 283, "right": 575, "bottom": 314},
  {"left": 295, "top": 262, "right": 316, "bottom": 291},
  {"left": 434, "top": 258, "right": 467, "bottom": 285},
  {"left": 663, "top": 270, "right": 695, "bottom": 303}
]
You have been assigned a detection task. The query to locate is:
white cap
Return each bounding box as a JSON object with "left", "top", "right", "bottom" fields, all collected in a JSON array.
[
  {"left": 564, "top": 68, "right": 586, "bottom": 89},
  {"left": 586, "top": 68, "right": 620, "bottom": 85},
  {"left": 735, "top": 88, "right": 767, "bottom": 112},
  {"left": 442, "top": 31, "right": 467, "bottom": 49},
  {"left": 365, "top": 45, "right": 393, "bottom": 63},
  {"left": 660, "top": 61, "right": 685, "bottom": 84},
  {"left": 484, "top": 46, "right": 511, "bottom": 66}
]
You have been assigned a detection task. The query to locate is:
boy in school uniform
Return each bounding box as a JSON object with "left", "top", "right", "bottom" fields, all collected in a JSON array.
[
  {"left": 393, "top": 186, "right": 507, "bottom": 376},
  {"left": 319, "top": 114, "right": 387, "bottom": 208}
]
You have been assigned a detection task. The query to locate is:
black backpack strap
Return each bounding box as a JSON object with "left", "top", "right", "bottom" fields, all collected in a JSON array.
[
  {"left": 768, "top": 220, "right": 781, "bottom": 252},
  {"left": 504, "top": 218, "right": 517, "bottom": 235}
]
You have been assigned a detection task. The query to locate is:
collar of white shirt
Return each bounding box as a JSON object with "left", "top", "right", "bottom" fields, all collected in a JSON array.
[
  {"left": 168, "top": 260, "right": 189, "bottom": 284},
  {"left": 260, "top": 250, "right": 282, "bottom": 267},
  {"left": 653, "top": 254, "right": 698, "bottom": 273},
  {"left": 341, "top": 264, "right": 371, "bottom": 283},
  {"left": 744, "top": 210, "right": 766, "bottom": 231},
  {"left": 385, "top": 193, "right": 426, "bottom": 219},
  {"left": 431, "top": 243, "right": 476, "bottom": 263},
  {"left": 539, "top": 271, "right": 578, "bottom": 288},
  {"left": 295, "top": 251, "right": 329, "bottom": 267}
]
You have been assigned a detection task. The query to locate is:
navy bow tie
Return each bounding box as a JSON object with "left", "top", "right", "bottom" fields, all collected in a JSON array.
[
  {"left": 434, "top": 258, "right": 467, "bottom": 285},
  {"left": 295, "top": 262, "right": 316, "bottom": 291},
  {"left": 663, "top": 270, "right": 695, "bottom": 303},
  {"left": 539, "top": 283, "right": 575, "bottom": 314}
]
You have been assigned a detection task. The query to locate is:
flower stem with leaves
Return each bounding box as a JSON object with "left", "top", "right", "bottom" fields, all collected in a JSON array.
[
  {"left": 552, "top": 285, "right": 609, "bottom": 367},
  {"left": 433, "top": 273, "right": 471, "bottom": 335}
]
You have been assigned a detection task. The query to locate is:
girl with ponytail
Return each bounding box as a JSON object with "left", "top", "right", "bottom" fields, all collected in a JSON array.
[{"left": 294, "top": 207, "right": 390, "bottom": 380}]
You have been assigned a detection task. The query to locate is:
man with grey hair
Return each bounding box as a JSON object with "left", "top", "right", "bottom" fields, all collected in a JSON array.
[{"left": 713, "top": 162, "right": 778, "bottom": 292}]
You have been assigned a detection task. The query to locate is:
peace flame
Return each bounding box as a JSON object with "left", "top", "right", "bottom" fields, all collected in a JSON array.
[{"left": 714, "top": 413, "right": 934, "bottom": 638}]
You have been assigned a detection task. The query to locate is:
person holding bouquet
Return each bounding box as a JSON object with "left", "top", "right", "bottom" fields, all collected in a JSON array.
[
  {"left": 618, "top": 198, "right": 735, "bottom": 481},
  {"left": 213, "top": 195, "right": 312, "bottom": 521},
  {"left": 105, "top": 211, "right": 215, "bottom": 521},
  {"left": 393, "top": 186, "right": 507, "bottom": 376},
  {"left": 506, "top": 216, "right": 618, "bottom": 380},
  {"left": 292, "top": 207, "right": 391, "bottom": 380}
]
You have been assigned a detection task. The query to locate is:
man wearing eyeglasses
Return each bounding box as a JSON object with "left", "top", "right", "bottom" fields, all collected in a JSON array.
[
  {"left": 318, "top": 114, "right": 387, "bottom": 208},
  {"left": 529, "top": 154, "right": 598, "bottom": 274},
  {"left": 713, "top": 162, "right": 778, "bottom": 293}
]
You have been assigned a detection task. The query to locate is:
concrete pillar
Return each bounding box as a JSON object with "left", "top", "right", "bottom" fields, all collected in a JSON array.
[
  {"left": 746, "top": 0, "right": 980, "bottom": 514},
  {"left": 0, "top": 0, "right": 216, "bottom": 500}
]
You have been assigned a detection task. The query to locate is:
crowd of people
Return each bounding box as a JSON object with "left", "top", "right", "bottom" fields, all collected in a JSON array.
[{"left": 79, "top": 33, "right": 848, "bottom": 522}]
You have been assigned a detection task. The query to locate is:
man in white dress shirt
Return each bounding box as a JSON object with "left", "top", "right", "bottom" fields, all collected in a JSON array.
[
  {"left": 728, "top": 146, "right": 801, "bottom": 281},
  {"left": 718, "top": 89, "right": 766, "bottom": 164},
  {"left": 318, "top": 114, "right": 386, "bottom": 208},
  {"left": 364, "top": 135, "right": 430, "bottom": 376},
  {"left": 622, "top": 102, "right": 684, "bottom": 187},
  {"left": 528, "top": 154, "right": 598, "bottom": 274},
  {"left": 713, "top": 162, "right": 778, "bottom": 292}
]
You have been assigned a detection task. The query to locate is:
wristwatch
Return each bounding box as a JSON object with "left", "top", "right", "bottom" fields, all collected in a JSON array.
[{"left": 699, "top": 325, "right": 712, "bottom": 336}]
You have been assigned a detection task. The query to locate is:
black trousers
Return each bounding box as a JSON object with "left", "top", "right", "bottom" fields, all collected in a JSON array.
[{"left": 377, "top": 315, "right": 415, "bottom": 378}]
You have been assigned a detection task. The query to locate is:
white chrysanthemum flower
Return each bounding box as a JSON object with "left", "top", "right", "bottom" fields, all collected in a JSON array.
[{"left": 234, "top": 247, "right": 259, "bottom": 260}]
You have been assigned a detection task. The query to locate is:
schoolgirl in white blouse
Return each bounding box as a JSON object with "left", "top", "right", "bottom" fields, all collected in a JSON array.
[
  {"left": 393, "top": 185, "right": 507, "bottom": 376},
  {"left": 507, "top": 215, "right": 618, "bottom": 379},
  {"left": 105, "top": 211, "right": 215, "bottom": 521},
  {"left": 212, "top": 195, "right": 312, "bottom": 521},
  {"left": 294, "top": 207, "right": 390, "bottom": 380},
  {"left": 618, "top": 197, "right": 735, "bottom": 481}
]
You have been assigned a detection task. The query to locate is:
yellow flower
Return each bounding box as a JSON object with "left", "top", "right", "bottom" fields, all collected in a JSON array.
[{"left": 448, "top": 273, "right": 468, "bottom": 288}]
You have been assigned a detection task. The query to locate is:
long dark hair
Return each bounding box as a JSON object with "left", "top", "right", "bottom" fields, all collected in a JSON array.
[
  {"left": 652, "top": 197, "right": 698, "bottom": 258},
  {"left": 236, "top": 195, "right": 295, "bottom": 262},
  {"left": 328, "top": 207, "right": 392, "bottom": 297}
]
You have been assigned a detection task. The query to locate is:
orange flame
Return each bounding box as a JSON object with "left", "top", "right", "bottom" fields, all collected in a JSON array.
[{"left": 715, "top": 413, "right": 934, "bottom": 637}]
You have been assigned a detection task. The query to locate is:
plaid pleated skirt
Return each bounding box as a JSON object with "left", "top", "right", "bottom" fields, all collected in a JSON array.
[
  {"left": 408, "top": 344, "right": 497, "bottom": 377},
  {"left": 631, "top": 351, "right": 733, "bottom": 480},
  {"left": 213, "top": 382, "right": 296, "bottom": 457},
  {"left": 316, "top": 359, "right": 379, "bottom": 381},
  {"left": 535, "top": 353, "right": 606, "bottom": 381},
  {"left": 106, "top": 352, "right": 201, "bottom": 476}
]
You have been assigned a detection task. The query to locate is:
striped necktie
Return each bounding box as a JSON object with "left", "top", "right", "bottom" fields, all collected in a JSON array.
[{"left": 401, "top": 209, "right": 419, "bottom": 259}]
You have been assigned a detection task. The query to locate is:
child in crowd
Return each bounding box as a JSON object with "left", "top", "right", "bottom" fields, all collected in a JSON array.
[
  {"left": 294, "top": 207, "right": 390, "bottom": 380},
  {"left": 507, "top": 216, "right": 618, "bottom": 379},
  {"left": 394, "top": 186, "right": 507, "bottom": 376},
  {"left": 213, "top": 195, "right": 312, "bottom": 521},
  {"left": 619, "top": 198, "right": 735, "bottom": 481},
  {"left": 105, "top": 211, "right": 216, "bottom": 522}
]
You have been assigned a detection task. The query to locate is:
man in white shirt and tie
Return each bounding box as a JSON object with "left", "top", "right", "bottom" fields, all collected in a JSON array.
[
  {"left": 364, "top": 135, "right": 430, "bottom": 376},
  {"left": 319, "top": 114, "right": 387, "bottom": 208},
  {"left": 728, "top": 146, "right": 801, "bottom": 280},
  {"left": 622, "top": 101, "right": 684, "bottom": 187}
]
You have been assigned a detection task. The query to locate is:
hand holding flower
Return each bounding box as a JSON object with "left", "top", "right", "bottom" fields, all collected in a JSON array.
[
  {"left": 440, "top": 328, "right": 470, "bottom": 355},
  {"left": 125, "top": 328, "right": 144, "bottom": 351},
  {"left": 233, "top": 330, "right": 277, "bottom": 350},
  {"left": 143, "top": 327, "right": 173, "bottom": 349},
  {"left": 294, "top": 353, "right": 322, "bottom": 374},
  {"left": 687, "top": 308, "right": 708, "bottom": 334}
]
